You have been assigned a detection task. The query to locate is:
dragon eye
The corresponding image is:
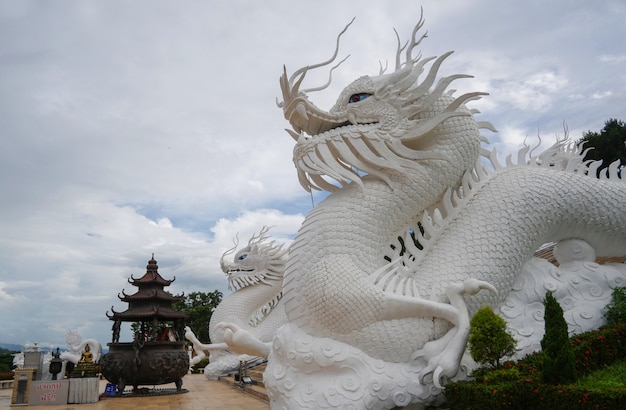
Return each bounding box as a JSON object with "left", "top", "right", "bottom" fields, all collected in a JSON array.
[
  {"left": 348, "top": 93, "right": 372, "bottom": 104},
  {"left": 238, "top": 254, "right": 248, "bottom": 260}
]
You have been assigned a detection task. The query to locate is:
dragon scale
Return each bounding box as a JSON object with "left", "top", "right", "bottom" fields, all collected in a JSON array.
[{"left": 400, "top": 165, "right": 626, "bottom": 307}]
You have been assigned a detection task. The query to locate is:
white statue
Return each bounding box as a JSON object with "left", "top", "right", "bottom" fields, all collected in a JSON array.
[
  {"left": 218, "top": 11, "right": 626, "bottom": 409},
  {"left": 60, "top": 329, "right": 102, "bottom": 365},
  {"left": 186, "top": 227, "right": 287, "bottom": 379},
  {"left": 12, "top": 342, "right": 52, "bottom": 375},
  {"left": 11, "top": 352, "right": 22, "bottom": 369},
  {"left": 58, "top": 330, "right": 102, "bottom": 378}
]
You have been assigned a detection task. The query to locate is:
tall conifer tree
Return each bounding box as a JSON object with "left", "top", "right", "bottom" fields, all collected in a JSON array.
[{"left": 541, "top": 292, "right": 577, "bottom": 384}]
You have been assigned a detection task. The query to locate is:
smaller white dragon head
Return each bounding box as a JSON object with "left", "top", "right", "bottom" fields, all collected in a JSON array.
[
  {"left": 65, "top": 329, "right": 82, "bottom": 352},
  {"left": 220, "top": 226, "right": 288, "bottom": 291}
]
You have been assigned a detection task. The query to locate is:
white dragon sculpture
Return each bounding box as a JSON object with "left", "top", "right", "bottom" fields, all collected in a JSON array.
[
  {"left": 59, "top": 330, "right": 102, "bottom": 380},
  {"left": 186, "top": 226, "right": 288, "bottom": 379},
  {"left": 218, "top": 12, "right": 626, "bottom": 409},
  {"left": 60, "top": 329, "right": 102, "bottom": 365}
]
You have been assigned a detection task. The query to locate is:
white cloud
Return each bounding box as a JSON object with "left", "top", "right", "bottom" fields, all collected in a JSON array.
[
  {"left": 592, "top": 91, "right": 613, "bottom": 100},
  {"left": 599, "top": 54, "right": 626, "bottom": 63},
  {"left": 493, "top": 70, "right": 568, "bottom": 112}
]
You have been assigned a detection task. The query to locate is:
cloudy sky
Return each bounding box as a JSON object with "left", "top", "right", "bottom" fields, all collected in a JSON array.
[{"left": 1, "top": 0, "right": 624, "bottom": 350}]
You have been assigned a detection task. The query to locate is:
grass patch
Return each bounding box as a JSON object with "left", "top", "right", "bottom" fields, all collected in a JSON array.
[{"left": 579, "top": 358, "right": 626, "bottom": 389}]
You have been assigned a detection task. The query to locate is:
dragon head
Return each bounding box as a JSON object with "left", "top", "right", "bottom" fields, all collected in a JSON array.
[
  {"left": 220, "top": 226, "right": 288, "bottom": 291},
  {"left": 65, "top": 329, "right": 82, "bottom": 351},
  {"left": 278, "top": 12, "right": 487, "bottom": 193}
]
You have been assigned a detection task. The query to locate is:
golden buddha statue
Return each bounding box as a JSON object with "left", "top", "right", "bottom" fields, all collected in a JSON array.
[{"left": 72, "top": 344, "right": 98, "bottom": 378}]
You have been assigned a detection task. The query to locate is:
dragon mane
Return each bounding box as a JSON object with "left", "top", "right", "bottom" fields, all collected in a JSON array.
[
  {"left": 220, "top": 226, "right": 288, "bottom": 291},
  {"left": 278, "top": 11, "right": 493, "bottom": 193}
]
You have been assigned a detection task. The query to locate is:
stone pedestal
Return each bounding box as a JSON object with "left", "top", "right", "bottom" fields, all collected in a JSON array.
[
  {"left": 24, "top": 351, "right": 44, "bottom": 380},
  {"left": 68, "top": 377, "right": 99, "bottom": 404},
  {"left": 28, "top": 380, "right": 69, "bottom": 405}
]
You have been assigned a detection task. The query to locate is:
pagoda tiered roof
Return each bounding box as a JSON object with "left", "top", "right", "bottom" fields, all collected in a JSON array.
[
  {"left": 107, "top": 304, "right": 188, "bottom": 321},
  {"left": 117, "top": 288, "right": 179, "bottom": 303},
  {"left": 127, "top": 256, "right": 175, "bottom": 286},
  {"left": 106, "top": 254, "right": 189, "bottom": 322}
]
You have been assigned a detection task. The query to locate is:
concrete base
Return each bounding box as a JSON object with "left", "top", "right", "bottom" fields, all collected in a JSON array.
[{"left": 68, "top": 377, "right": 99, "bottom": 404}]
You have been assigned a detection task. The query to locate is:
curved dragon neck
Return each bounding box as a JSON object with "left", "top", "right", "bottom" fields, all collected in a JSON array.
[
  {"left": 284, "top": 114, "right": 481, "bottom": 317},
  {"left": 210, "top": 280, "right": 282, "bottom": 333}
]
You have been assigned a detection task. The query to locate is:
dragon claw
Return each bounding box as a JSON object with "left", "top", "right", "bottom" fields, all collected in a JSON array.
[
  {"left": 433, "top": 366, "right": 445, "bottom": 389},
  {"left": 462, "top": 278, "right": 497, "bottom": 296},
  {"left": 418, "top": 360, "right": 456, "bottom": 389},
  {"left": 413, "top": 278, "right": 494, "bottom": 388}
]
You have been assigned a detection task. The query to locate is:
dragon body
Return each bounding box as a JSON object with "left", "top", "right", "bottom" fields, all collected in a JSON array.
[{"left": 221, "top": 14, "right": 626, "bottom": 409}]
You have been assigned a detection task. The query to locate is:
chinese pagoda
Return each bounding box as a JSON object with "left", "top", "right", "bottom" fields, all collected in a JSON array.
[{"left": 100, "top": 255, "right": 190, "bottom": 394}]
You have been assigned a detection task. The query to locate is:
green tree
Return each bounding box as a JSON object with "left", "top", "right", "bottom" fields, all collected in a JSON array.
[
  {"left": 0, "top": 350, "right": 19, "bottom": 373},
  {"left": 468, "top": 306, "right": 517, "bottom": 369},
  {"left": 174, "top": 290, "right": 223, "bottom": 343},
  {"left": 130, "top": 290, "right": 222, "bottom": 343},
  {"left": 578, "top": 118, "right": 626, "bottom": 176},
  {"left": 541, "top": 291, "right": 577, "bottom": 384},
  {"left": 604, "top": 287, "right": 626, "bottom": 327}
]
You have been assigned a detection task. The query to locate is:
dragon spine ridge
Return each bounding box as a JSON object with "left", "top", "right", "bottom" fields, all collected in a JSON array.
[{"left": 378, "top": 136, "right": 624, "bottom": 298}]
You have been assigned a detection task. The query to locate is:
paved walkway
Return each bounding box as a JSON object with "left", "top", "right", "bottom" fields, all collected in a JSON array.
[{"left": 0, "top": 374, "right": 270, "bottom": 410}]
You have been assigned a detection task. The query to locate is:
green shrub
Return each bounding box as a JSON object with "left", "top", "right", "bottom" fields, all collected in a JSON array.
[
  {"left": 483, "top": 367, "right": 520, "bottom": 383},
  {"left": 469, "top": 306, "right": 517, "bottom": 368},
  {"left": 604, "top": 287, "right": 626, "bottom": 326},
  {"left": 446, "top": 322, "right": 626, "bottom": 409},
  {"left": 571, "top": 324, "right": 626, "bottom": 375},
  {"left": 541, "top": 291, "right": 577, "bottom": 384},
  {"left": 446, "top": 379, "right": 626, "bottom": 409}
]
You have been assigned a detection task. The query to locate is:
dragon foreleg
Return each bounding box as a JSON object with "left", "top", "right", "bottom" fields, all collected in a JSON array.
[
  {"left": 410, "top": 279, "right": 496, "bottom": 387},
  {"left": 184, "top": 326, "right": 229, "bottom": 365},
  {"left": 214, "top": 322, "right": 272, "bottom": 358}
]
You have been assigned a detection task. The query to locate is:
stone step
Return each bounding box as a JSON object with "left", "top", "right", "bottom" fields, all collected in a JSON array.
[
  {"left": 219, "top": 373, "right": 269, "bottom": 403},
  {"left": 246, "top": 362, "right": 266, "bottom": 382},
  {"left": 218, "top": 361, "right": 268, "bottom": 403}
]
